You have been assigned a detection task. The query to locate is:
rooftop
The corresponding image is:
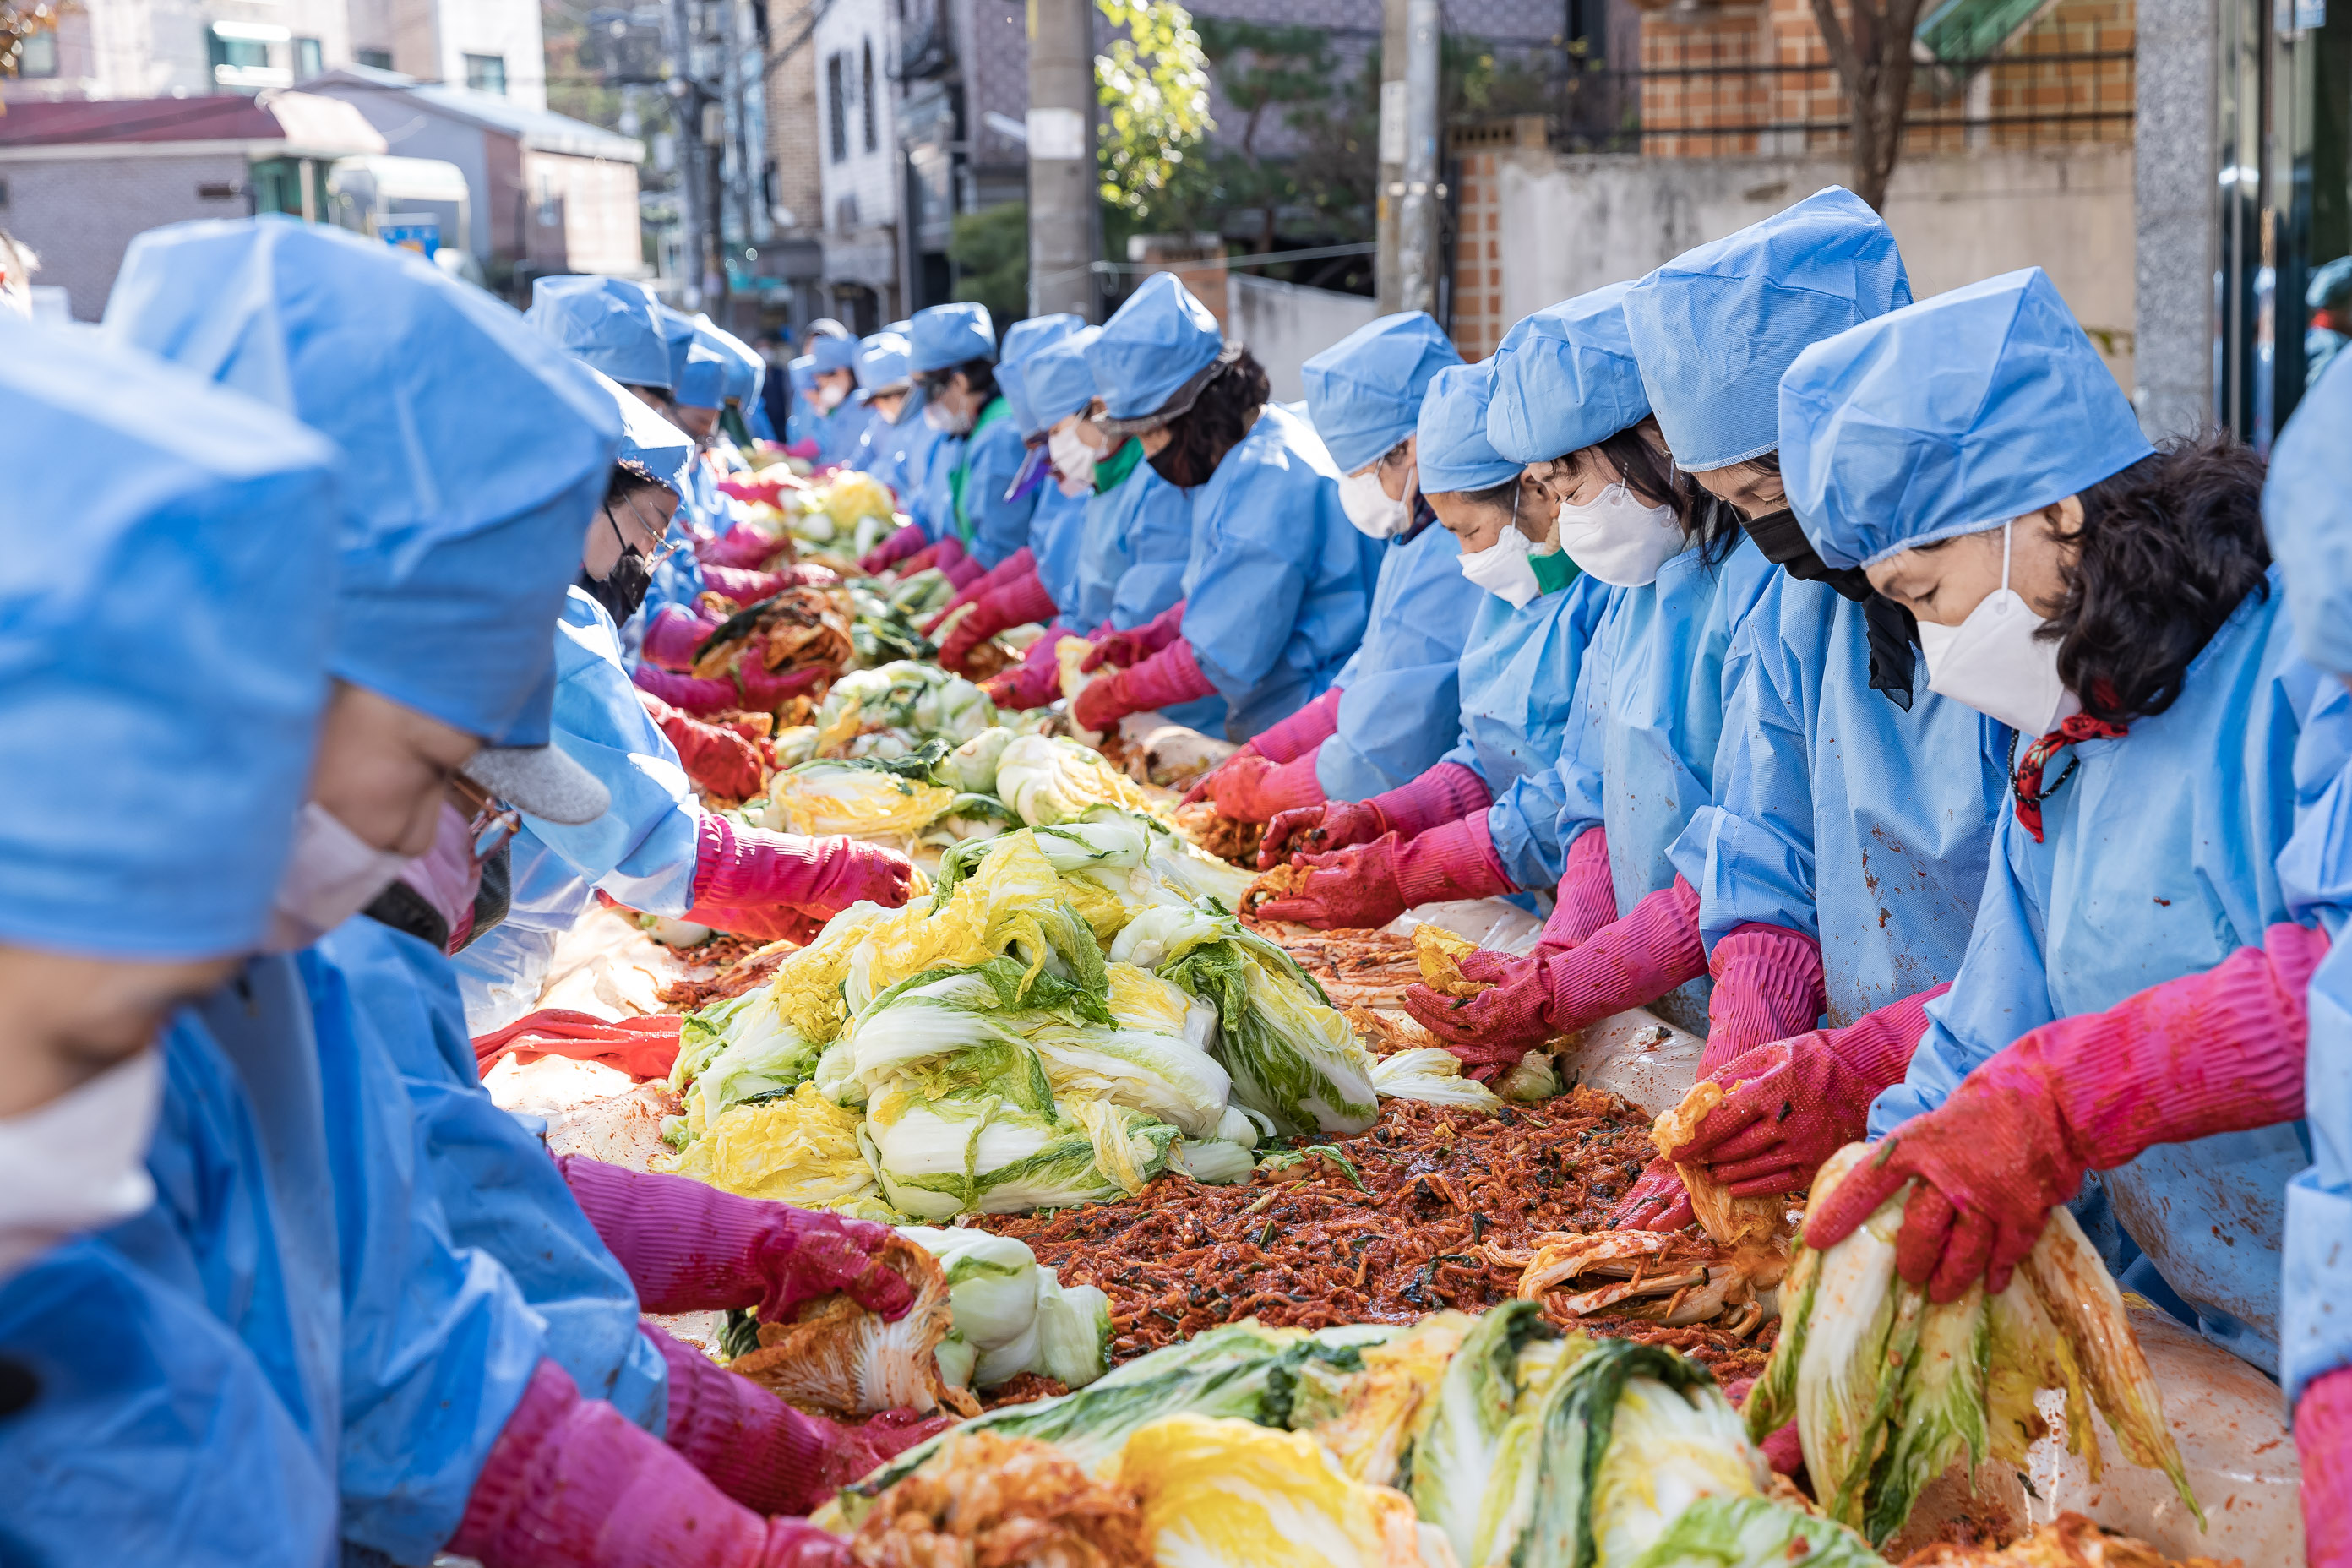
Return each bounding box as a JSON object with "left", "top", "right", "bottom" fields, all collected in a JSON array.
[
  {"left": 0, "top": 91, "right": 387, "bottom": 155},
  {"left": 307, "top": 65, "right": 645, "bottom": 163}
]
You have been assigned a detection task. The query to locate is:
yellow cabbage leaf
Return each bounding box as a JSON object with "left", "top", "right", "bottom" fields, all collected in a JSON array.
[
  {"left": 653, "top": 1083, "right": 877, "bottom": 1208},
  {"left": 1114, "top": 1413, "right": 1440, "bottom": 1568}
]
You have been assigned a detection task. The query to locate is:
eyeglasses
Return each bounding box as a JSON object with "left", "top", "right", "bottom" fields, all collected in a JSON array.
[
  {"left": 449, "top": 773, "right": 523, "bottom": 866},
  {"left": 604, "top": 496, "right": 683, "bottom": 567}
]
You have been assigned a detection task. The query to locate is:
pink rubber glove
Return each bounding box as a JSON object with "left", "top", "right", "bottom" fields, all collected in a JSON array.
[
  {"left": 1080, "top": 600, "right": 1186, "bottom": 672},
  {"left": 936, "top": 569, "right": 1058, "bottom": 673},
  {"left": 1182, "top": 689, "right": 1342, "bottom": 807},
  {"left": 1073, "top": 639, "right": 1217, "bottom": 732},
  {"left": 939, "top": 549, "right": 986, "bottom": 591},
  {"left": 632, "top": 662, "right": 827, "bottom": 718},
  {"left": 701, "top": 526, "right": 788, "bottom": 570},
  {"left": 735, "top": 658, "right": 831, "bottom": 715},
  {"left": 644, "top": 605, "right": 727, "bottom": 672},
  {"left": 448, "top": 1358, "right": 850, "bottom": 1568},
  {"left": 1543, "top": 827, "right": 1619, "bottom": 953},
  {"left": 1807, "top": 923, "right": 2328, "bottom": 1302},
  {"left": 2300, "top": 1366, "right": 2352, "bottom": 1568},
  {"left": 1206, "top": 752, "right": 1327, "bottom": 823},
  {"left": 1613, "top": 984, "right": 1950, "bottom": 1232},
  {"left": 1255, "top": 816, "right": 1514, "bottom": 931},
  {"left": 641, "top": 694, "right": 770, "bottom": 802},
  {"left": 703, "top": 564, "right": 845, "bottom": 605},
  {"left": 1701, "top": 924, "right": 1828, "bottom": 1072},
  {"left": 643, "top": 1326, "right": 950, "bottom": 1516},
  {"left": 559, "top": 1156, "right": 913, "bottom": 1321},
  {"left": 923, "top": 547, "right": 1034, "bottom": 634},
  {"left": 1401, "top": 877, "right": 1708, "bottom": 1073},
  {"left": 689, "top": 814, "right": 914, "bottom": 922},
  {"left": 858, "top": 520, "right": 928, "bottom": 575},
  {"left": 1257, "top": 761, "right": 1494, "bottom": 868},
  {"left": 982, "top": 631, "right": 1067, "bottom": 710}
]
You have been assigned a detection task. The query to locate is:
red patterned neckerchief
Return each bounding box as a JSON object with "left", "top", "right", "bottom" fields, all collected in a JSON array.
[{"left": 2010, "top": 712, "right": 2131, "bottom": 842}]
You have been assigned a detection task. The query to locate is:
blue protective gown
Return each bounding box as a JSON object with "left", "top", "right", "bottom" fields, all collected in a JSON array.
[
  {"left": 1084, "top": 452, "right": 1193, "bottom": 634},
  {"left": 1178, "top": 403, "right": 1383, "bottom": 740},
  {"left": 2278, "top": 673, "right": 2352, "bottom": 1404},
  {"left": 860, "top": 396, "right": 941, "bottom": 507},
  {"left": 815, "top": 398, "right": 874, "bottom": 469},
  {"left": 957, "top": 403, "right": 1037, "bottom": 569},
  {"left": 1872, "top": 572, "right": 2321, "bottom": 1374},
  {"left": 1031, "top": 483, "right": 1092, "bottom": 618},
  {"left": 1315, "top": 518, "right": 1485, "bottom": 801},
  {"left": 0, "top": 1238, "right": 337, "bottom": 1568},
  {"left": 455, "top": 588, "right": 701, "bottom": 1030},
  {"left": 324, "top": 917, "right": 667, "bottom": 1430},
  {"left": 1444, "top": 573, "right": 1619, "bottom": 893},
  {"left": 1689, "top": 575, "right": 2011, "bottom": 1027},
  {"left": 915, "top": 427, "right": 970, "bottom": 543}
]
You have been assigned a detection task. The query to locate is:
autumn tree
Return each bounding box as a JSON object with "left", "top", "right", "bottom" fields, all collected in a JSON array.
[{"left": 1810, "top": 0, "right": 1925, "bottom": 211}]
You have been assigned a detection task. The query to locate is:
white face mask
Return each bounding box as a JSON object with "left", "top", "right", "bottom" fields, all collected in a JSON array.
[
  {"left": 813, "top": 380, "right": 847, "bottom": 414},
  {"left": 1338, "top": 468, "right": 1412, "bottom": 539},
  {"left": 1457, "top": 525, "right": 1544, "bottom": 608},
  {"left": 1555, "top": 482, "right": 1683, "bottom": 587},
  {"left": 923, "top": 398, "right": 974, "bottom": 437},
  {"left": 0, "top": 1048, "right": 162, "bottom": 1282},
  {"left": 265, "top": 800, "right": 416, "bottom": 953},
  {"left": 1048, "top": 426, "right": 1097, "bottom": 497},
  {"left": 1915, "top": 518, "right": 2079, "bottom": 738}
]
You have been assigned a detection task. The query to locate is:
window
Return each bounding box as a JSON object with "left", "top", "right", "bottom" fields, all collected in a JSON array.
[
  {"left": 464, "top": 52, "right": 507, "bottom": 95},
  {"left": 208, "top": 22, "right": 290, "bottom": 91},
  {"left": 825, "top": 52, "right": 850, "bottom": 163},
  {"left": 356, "top": 47, "right": 393, "bottom": 69},
  {"left": 861, "top": 41, "right": 878, "bottom": 152},
  {"left": 295, "top": 36, "right": 322, "bottom": 79},
  {"left": 17, "top": 28, "right": 57, "bottom": 78}
]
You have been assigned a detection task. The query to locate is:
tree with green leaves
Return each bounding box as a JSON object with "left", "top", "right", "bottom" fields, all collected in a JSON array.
[
  {"left": 1095, "top": 0, "right": 1216, "bottom": 231},
  {"left": 1190, "top": 18, "right": 1335, "bottom": 166}
]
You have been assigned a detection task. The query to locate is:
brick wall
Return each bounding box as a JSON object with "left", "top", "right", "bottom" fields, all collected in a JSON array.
[
  {"left": 767, "top": 23, "right": 825, "bottom": 238},
  {"left": 0, "top": 150, "right": 250, "bottom": 318}
]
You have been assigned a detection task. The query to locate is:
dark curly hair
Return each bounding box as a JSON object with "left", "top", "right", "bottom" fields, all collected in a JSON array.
[
  {"left": 2043, "top": 430, "right": 2271, "bottom": 723},
  {"left": 606, "top": 455, "right": 677, "bottom": 504},
  {"left": 1148, "top": 349, "right": 1271, "bottom": 489}
]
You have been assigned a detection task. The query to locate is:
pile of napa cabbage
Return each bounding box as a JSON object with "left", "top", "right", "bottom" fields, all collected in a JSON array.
[{"left": 823, "top": 1303, "right": 1882, "bottom": 1568}]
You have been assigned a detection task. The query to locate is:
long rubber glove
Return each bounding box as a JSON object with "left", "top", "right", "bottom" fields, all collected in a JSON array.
[
  {"left": 1257, "top": 761, "right": 1492, "bottom": 868},
  {"left": 449, "top": 1360, "right": 849, "bottom": 1568},
  {"left": 632, "top": 661, "right": 827, "bottom": 718},
  {"left": 1206, "top": 751, "right": 1327, "bottom": 823},
  {"left": 1254, "top": 817, "right": 1513, "bottom": 931},
  {"left": 642, "top": 1327, "right": 949, "bottom": 1517},
  {"left": 923, "top": 547, "right": 1034, "bottom": 635},
  {"left": 1541, "top": 827, "right": 1618, "bottom": 953},
  {"left": 1614, "top": 983, "right": 1950, "bottom": 1232},
  {"left": 705, "top": 563, "right": 841, "bottom": 605},
  {"left": 700, "top": 525, "right": 788, "bottom": 570},
  {"left": 936, "top": 569, "right": 1058, "bottom": 673},
  {"left": 684, "top": 814, "right": 914, "bottom": 926},
  {"left": 1182, "top": 688, "right": 1342, "bottom": 807},
  {"left": 558, "top": 1156, "right": 912, "bottom": 1322},
  {"left": 858, "top": 520, "right": 928, "bottom": 575},
  {"left": 639, "top": 693, "right": 769, "bottom": 802},
  {"left": 1700, "top": 924, "right": 1828, "bottom": 1071},
  {"left": 900, "top": 536, "right": 966, "bottom": 581},
  {"left": 1806, "top": 922, "right": 2328, "bottom": 1302},
  {"left": 1078, "top": 600, "right": 1185, "bottom": 672},
  {"left": 982, "top": 629, "right": 1067, "bottom": 710},
  {"left": 1401, "top": 877, "right": 1707, "bottom": 1072},
  {"left": 644, "top": 605, "right": 727, "bottom": 672},
  {"left": 2301, "top": 1365, "right": 2352, "bottom": 1568},
  {"left": 1072, "top": 639, "right": 1216, "bottom": 732}
]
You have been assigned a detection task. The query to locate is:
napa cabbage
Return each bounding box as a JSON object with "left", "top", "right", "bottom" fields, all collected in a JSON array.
[
  {"left": 674, "top": 988, "right": 821, "bottom": 1120},
  {"left": 764, "top": 758, "right": 959, "bottom": 840},
  {"left": 1369, "top": 1047, "right": 1505, "bottom": 1113},
  {"left": 652, "top": 1083, "right": 878, "bottom": 1209},
  {"left": 1155, "top": 924, "right": 1380, "bottom": 1137},
  {"left": 1035, "top": 1271, "right": 1113, "bottom": 1387},
  {"left": 934, "top": 727, "right": 1015, "bottom": 793},
  {"left": 994, "top": 733, "right": 1157, "bottom": 826},
  {"left": 1116, "top": 1414, "right": 1440, "bottom": 1568},
  {"left": 1620, "top": 1495, "right": 1882, "bottom": 1568}
]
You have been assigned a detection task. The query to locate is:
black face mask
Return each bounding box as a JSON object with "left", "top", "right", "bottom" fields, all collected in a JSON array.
[
  {"left": 1743, "top": 507, "right": 1919, "bottom": 710},
  {"left": 580, "top": 544, "right": 654, "bottom": 625}
]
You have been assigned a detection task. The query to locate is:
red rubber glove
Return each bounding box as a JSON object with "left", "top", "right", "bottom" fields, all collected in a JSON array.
[
  {"left": 633, "top": 662, "right": 827, "bottom": 719},
  {"left": 700, "top": 526, "right": 789, "bottom": 569},
  {"left": 703, "top": 563, "right": 839, "bottom": 605},
  {"left": 642, "top": 1326, "right": 950, "bottom": 1516},
  {"left": 1247, "top": 685, "right": 1345, "bottom": 764},
  {"left": 982, "top": 632, "right": 1067, "bottom": 710},
  {"left": 858, "top": 520, "right": 928, "bottom": 575},
  {"left": 448, "top": 1358, "right": 852, "bottom": 1568},
  {"left": 737, "top": 657, "right": 830, "bottom": 716},
  {"left": 1256, "top": 761, "right": 1494, "bottom": 868},
  {"left": 688, "top": 814, "right": 913, "bottom": 922},
  {"left": 1080, "top": 600, "right": 1185, "bottom": 672},
  {"left": 1543, "top": 827, "right": 1619, "bottom": 954},
  {"left": 559, "top": 1156, "right": 913, "bottom": 1322},
  {"left": 1255, "top": 816, "right": 1514, "bottom": 931},
  {"left": 1614, "top": 983, "right": 1949, "bottom": 1232},
  {"left": 2301, "top": 1365, "right": 2352, "bottom": 1568},
  {"left": 923, "top": 547, "right": 1034, "bottom": 635},
  {"left": 1701, "top": 924, "right": 1828, "bottom": 1072},
  {"left": 1073, "top": 640, "right": 1217, "bottom": 732},
  {"left": 936, "top": 569, "right": 1058, "bottom": 673},
  {"left": 1805, "top": 923, "right": 2327, "bottom": 1302},
  {"left": 640, "top": 693, "right": 769, "bottom": 801},
  {"left": 644, "top": 605, "right": 727, "bottom": 672},
  {"left": 1402, "top": 877, "right": 1707, "bottom": 1072},
  {"left": 1206, "top": 751, "right": 1328, "bottom": 823}
]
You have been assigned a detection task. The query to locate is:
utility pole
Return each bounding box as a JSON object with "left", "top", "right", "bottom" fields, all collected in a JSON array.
[
  {"left": 1027, "top": 0, "right": 1097, "bottom": 319},
  {"left": 1395, "top": 0, "right": 1441, "bottom": 317},
  {"left": 667, "top": 0, "right": 708, "bottom": 308},
  {"left": 1374, "top": 0, "right": 1407, "bottom": 313}
]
